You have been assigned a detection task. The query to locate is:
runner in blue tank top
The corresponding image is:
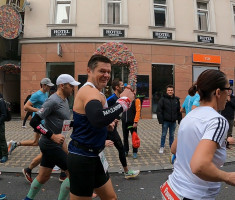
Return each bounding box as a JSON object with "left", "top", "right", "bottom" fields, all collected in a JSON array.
[{"left": 67, "top": 54, "right": 135, "bottom": 200}]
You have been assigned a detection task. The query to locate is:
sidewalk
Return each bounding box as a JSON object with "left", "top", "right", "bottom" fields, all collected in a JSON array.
[{"left": 1, "top": 119, "right": 235, "bottom": 173}]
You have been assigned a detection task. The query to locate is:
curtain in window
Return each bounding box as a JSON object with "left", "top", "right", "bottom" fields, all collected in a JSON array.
[
  {"left": 108, "top": 3, "right": 120, "bottom": 24},
  {"left": 198, "top": 12, "right": 207, "bottom": 31},
  {"left": 56, "top": 3, "right": 70, "bottom": 23}
]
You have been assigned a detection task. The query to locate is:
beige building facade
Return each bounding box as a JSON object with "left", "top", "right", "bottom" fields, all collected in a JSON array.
[{"left": 20, "top": 0, "right": 235, "bottom": 118}]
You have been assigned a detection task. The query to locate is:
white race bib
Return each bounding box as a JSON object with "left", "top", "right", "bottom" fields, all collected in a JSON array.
[
  {"left": 99, "top": 151, "right": 109, "bottom": 173},
  {"left": 61, "top": 120, "right": 72, "bottom": 137}
]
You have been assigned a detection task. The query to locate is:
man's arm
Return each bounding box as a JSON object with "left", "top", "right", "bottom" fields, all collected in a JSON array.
[
  {"left": 30, "top": 113, "right": 65, "bottom": 144},
  {"left": 177, "top": 98, "right": 182, "bottom": 124},
  {"left": 133, "top": 98, "right": 141, "bottom": 128},
  {"left": 156, "top": 98, "right": 164, "bottom": 124},
  {"left": 24, "top": 100, "right": 38, "bottom": 113}
]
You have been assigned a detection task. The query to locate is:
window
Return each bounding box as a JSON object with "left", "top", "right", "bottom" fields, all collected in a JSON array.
[
  {"left": 107, "top": 0, "right": 121, "bottom": 24},
  {"left": 233, "top": 6, "right": 235, "bottom": 27},
  {"left": 104, "top": 64, "right": 129, "bottom": 97},
  {"left": 154, "top": 0, "right": 167, "bottom": 27},
  {"left": 56, "top": 0, "right": 71, "bottom": 24},
  {"left": 197, "top": 2, "right": 208, "bottom": 31}
]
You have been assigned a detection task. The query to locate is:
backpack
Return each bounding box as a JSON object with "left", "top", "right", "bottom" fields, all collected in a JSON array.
[{"left": 0, "top": 98, "right": 11, "bottom": 122}]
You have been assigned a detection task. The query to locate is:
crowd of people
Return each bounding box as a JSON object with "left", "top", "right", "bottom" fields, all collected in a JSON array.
[{"left": 0, "top": 54, "right": 235, "bottom": 199}]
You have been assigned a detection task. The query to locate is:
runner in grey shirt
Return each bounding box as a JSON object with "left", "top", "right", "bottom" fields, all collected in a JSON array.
[
  {"left": 23, "top": 74, "right": 80, "bottom": 200},
  {"left": 38, "top": 93, "right": 71, "bottom": 150}
]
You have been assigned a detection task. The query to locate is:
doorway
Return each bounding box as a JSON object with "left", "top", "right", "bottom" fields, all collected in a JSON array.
[
  {"left": 152, "top": 64, "right": 174, "bottom": 118},
  {"left": 46, "top": 62, "right": 75, "bottom": 109}
]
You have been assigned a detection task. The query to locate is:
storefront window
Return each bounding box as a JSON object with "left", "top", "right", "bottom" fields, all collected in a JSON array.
[{"left": 105, "top": 64, "right": 129, "bottom": 97}]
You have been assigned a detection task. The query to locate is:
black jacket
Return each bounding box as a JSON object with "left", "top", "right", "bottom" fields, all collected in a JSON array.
[
  {"left": 157, "top": 94, "right": 182, "bottom": 124},
  {"left": 221, "top": 95, "right": 235, "bottom": 120},
  {"left": 0, "top": 93, "right": 7, "bottom": 125}
]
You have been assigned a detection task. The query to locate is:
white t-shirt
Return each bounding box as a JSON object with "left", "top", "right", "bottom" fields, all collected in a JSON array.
[{"left": 169, "top": 106, "right": 228, "bottom": 200}]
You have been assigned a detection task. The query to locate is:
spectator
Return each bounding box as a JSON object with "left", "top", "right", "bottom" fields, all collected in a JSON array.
[
  {"left": 157, "top": 85, "right": 182, "bottom": 154},
  {"left": 221, "top": 93, "right": 235, "bottom": 148},
  {"left": 122, "top": 85, "right": 142, "bottom": 159},
  {"left": 0, "top": 93, "right": 8, "bottom": 163}
]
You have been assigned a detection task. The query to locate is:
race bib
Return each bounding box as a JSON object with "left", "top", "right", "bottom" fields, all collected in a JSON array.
[
  {"left": 61, "top": 120, "right": 72, "bottom": 137},
  {"left": 160, "top": 181, "right": 181, "bottom": 200},
  {"left": 99, "top": 151, "right": 109, "bottom": 173}
]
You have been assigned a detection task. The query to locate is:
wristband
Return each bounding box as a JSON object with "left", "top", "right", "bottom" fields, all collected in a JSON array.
[
  {"left": 117, "top": 97, "right": 131, "bottom": 112},
  {"left": 36, "top": 124, "right": 53, "bottom": 139}
]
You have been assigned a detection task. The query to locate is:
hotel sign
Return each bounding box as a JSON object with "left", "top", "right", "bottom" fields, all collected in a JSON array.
[
  {"left": 51, "top": 29, "right": 72, "bottom": 37},
  {"left": 197, "top": 35, "right": 214, "bottom": 43},
  {"left": 103, "top": 29, "right": 124, "bottom": 37},
  {"left": 153, "top": 32, "right": 172, "bottom": 40}
]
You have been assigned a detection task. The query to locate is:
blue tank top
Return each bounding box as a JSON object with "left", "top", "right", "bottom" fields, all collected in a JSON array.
[{"left": 68, "top": 82, "right": 108, "bottom": 157}]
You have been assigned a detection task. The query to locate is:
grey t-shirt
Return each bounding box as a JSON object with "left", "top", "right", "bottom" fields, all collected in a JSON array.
[{"left": 37, "top": 93, "right": 71, "bottom": 149}]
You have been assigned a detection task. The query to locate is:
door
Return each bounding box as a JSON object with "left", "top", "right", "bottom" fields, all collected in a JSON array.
[{"left": 152, "top": 64, "right": 174, "bottom": 118}]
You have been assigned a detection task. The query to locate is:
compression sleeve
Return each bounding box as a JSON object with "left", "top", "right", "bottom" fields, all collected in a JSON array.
[
  {"left": 85, "top": 100, "right": 124, "bottom": 128},
  {"left": 30, "top": 113, "right": 53, "bottom": 138}
]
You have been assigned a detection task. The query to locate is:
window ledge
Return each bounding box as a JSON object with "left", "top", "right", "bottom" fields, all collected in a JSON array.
[
  {"left": 47, "top": 24, "right": 77, "bottom": 27},
  {"left": 148, "top": 26, "right": 176, "bottom": 31},
  {"left": 99, "top": 24, "right": 129, "bottom": 28},
  {"left": 193, "top": 30, "right": 217, "bottom": 35}
]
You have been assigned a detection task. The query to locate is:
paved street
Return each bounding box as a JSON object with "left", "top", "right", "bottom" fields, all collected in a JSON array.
[
  {"left": 1, "top": 119, "right": 235, "bottom": 174},
  {"left": 0, "top": 162, "right": 235, "bottom": 200}
]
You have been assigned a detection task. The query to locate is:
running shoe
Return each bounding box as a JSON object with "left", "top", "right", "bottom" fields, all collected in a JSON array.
[
  {"left": 0, "top": 194, "right": 6, "bottom": 200},
  {"left": 8, "top": 140, "right": 17, "bottom": 155},
  {"left": 53, "top": 165, "right": 60, "bottom": 171},
  {"left": 22, "top": 168, "right": 32, "bottom": 183},
  {"left": 0, "top": 156, "right": 8, "bottom": 163},
  {"left": 24, "top": 197, "right": 32, "bottom": 200},
  {"left": 124, "top": 169, "right": 140, "bottom": 179},
  {"left": 159, "top": 147, "right": 164, "bottom": 154},
  {"left": 133, "top": 153, "right": 138, "bottom": 159},
  {"left": 22, "top": 125, "right": 27, "bottom": 128},
  {"left": 59, "top": 171, "right": 67, "bottom": 182}
]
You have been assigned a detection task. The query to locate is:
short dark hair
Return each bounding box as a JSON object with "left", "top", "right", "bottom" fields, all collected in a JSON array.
[
  {"left": 88, "top": 54, "right": 111, "bottom": 70},
  {"left": 190, "top": 69, "right": 227, "bottom": 102},
  {"left": 166, "top": 84, "right": 174, "bottom": 90},
  {"left": 112, "top": 78, "right": 122, "bottom": 91}
]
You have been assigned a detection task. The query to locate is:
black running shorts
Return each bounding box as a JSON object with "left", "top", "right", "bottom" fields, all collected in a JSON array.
[
  {"left": 68, "top": 153, "right": 109, "bottom": 197},
  {"left": 40, "top": 146, "right": 67, "bottom": 170}
]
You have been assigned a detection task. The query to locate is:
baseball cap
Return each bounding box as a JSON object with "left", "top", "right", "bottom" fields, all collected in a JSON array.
[
  {"left": 56, "top": 74, "right": 81, "bottom": 86},
  {"left": 40, "top": 78, "right": 54, "bottom": 86}
]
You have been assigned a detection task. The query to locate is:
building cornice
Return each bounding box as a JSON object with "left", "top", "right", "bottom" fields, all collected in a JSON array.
[{"left": 19, "top": 37, "right": 235, "bottom": 51}]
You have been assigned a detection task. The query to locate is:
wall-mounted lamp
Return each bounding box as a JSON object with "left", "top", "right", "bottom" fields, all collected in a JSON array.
[{"left": 23, "top": 0, "right": 32, "bottom": 11}]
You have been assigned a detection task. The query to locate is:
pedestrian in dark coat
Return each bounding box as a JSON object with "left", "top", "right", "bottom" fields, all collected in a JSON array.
[{"left": 157, "top": 85, "right": 182, "bottom": 153}]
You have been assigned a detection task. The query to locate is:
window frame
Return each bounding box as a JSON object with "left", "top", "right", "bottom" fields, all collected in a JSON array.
[
  {"left": 106, "top": 0, "right": 122, "bottom": 24},
  {"left": 153, "top": 0, "right": 167, "bottom": 27},
  {"left": 55, "top": 0, "right": 71, "bottom": 24},
  {"left": 197, "top": 1, "right": 209, "bottom": 31}
]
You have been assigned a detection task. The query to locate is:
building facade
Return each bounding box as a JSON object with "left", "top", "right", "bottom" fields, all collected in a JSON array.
[{"left": 20, "top": 0, "right": 235, "bottom": 118}]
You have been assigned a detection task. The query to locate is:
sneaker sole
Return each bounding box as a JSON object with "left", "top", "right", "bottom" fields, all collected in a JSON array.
[
  {"left": 125, "top": 171, "right": 140, "bottom": 179},
  {"left": 22, "top": 169, "right": 32, "bottom": 183},
  {"left": 8, "top": 143, "right": 12, "bottom": 154}
]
